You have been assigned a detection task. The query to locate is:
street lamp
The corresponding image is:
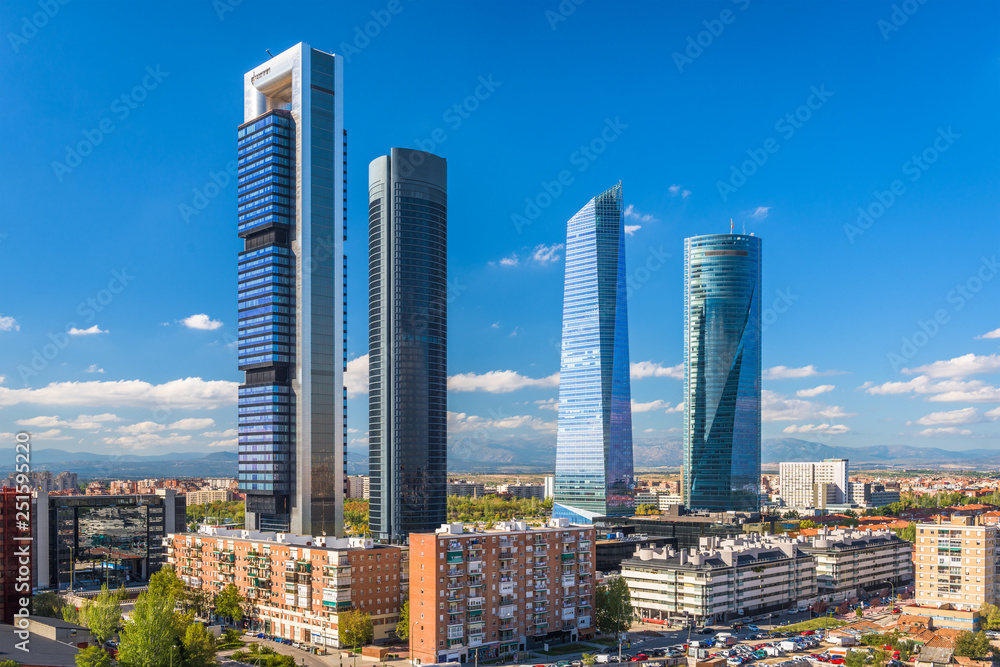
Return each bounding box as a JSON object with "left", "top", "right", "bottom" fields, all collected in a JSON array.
[{"left": 409, "top": 620, "right": 420, "bottom": 666}]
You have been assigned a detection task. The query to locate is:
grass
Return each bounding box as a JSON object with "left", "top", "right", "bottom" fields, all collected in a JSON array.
[
  {"left": 778, "top": 618, "right": 847, "bottom": 633},
  {"left": 537, "top": 643, "right": 595, "bottom": 656},
  {"left": 591, "top": 638, "right": 618, "bottom": 647}
]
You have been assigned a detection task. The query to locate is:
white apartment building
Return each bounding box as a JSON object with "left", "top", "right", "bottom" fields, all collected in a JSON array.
[
  {"left": 780, "top": 459, "right": 849, "bottom": 509},
  {"left": 621, "top": 535, "right": 817, "bottom": 624},
  {"left": 796, "top": 528, "right": 913, "bottom": 602},
  {"left": 914, "top": 515, "right": 999, "bottom": 610}
]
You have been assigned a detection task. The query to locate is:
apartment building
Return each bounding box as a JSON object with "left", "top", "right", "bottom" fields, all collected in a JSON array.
[
  {"left": 779, "top": 460, "right": 849, "bottom": 509},
  {"left": 187, "top": 489, "right": 236, "bottom": 506},
  {"left": 167, "top": 526, "right": 404, "bottom": 648},
  {"left": 621, "top": 535, "right": 817, "bottom": 624},
  {"left": 447, "top": 481, "right": 486, "bottom": 498},
  {"left": 914, "top": 515, "right": 999, "bottom": 611},
  {"left": 849, "top": 482, "right": 902, "bottom": 509},
  {"left": 498, "top": 484, "right": 545, "bottom": 500},
  {"left": 346, "top": 476, "right": 369, "bottom": 500},
  {"left": 408, "top": 519, "right": 596, "bottom": 665},
  {"left": 796, "top": 528, "right": 913, "bottom": 601}
]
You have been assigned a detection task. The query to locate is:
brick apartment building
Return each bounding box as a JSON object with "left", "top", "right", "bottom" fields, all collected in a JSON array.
[
  {"left": 408, "top": 519, "right": 596, "bottom": 665},
  {"left": 914, "top": 515, "right": 999, "bottom": 610},
  {"left": 168, "top": 526, "right": 406, "bottom": 648}
]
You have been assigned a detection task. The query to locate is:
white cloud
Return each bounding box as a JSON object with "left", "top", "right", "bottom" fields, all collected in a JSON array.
[
  {"left": 0, "top": 316, "right": 19, "bottom": 332},
  {"left": 102, "top": 433, "right": 194, "bottom": 450},
  {"left": 204, "top": 429, "right": 238, "bottom": 438},
  {"left": 181, "top": 314, "right": 223, "bottom": 331},
  {"left": 499, "top": 254, "right": 519, "bottom": 267},
  {"left": 916, "top": 427, "right": 973, "bottom": 437},
  {"left": 668, "top": 184, "right": 691, "bottom": 198},
  {"left": 448, "top": 411, "right": 555, "bottom": 434},
  {"left": 345, "top": 355, "right": 369, "bottom": 398},
  {"left": 15, "top": 413, "right": 121, "bottom": 430},
  {"left": 117, "top": 421, "right": 166, "bottom": 435},
  {"left": 631, "top": 399, "right": 684, "bottom": 414},
  {"left": 448, "top": 370, "right": 559, "bottom": 393},
  {"left": 796, "top": 385, "right": 835, "bottom": 398},
  {"left": 30, "top": 429, "right": 72, "bottom": 440},
  {"left": 206, "top": 438, "right": 237, "bottom": 448},
  {"left": 762, "top": 389, "right": 856, "bottom": 422},
  {"left": 782, "top": 423, "right": 850, "bottom": 435},
  {"left": 864, "top": 375, "right": 1000, "bottom": 402},
  {"left": 535, "top": 398, "right": 559, "bottom": 411},
  {"left": 977, "top": 328, "right": 1000, "bottom": 340},
  {"left": 630, "top": 361, "right": 684, "bottom": 380},
  {"left": 68, "top": 325, "right": 108, "bottom": 336},
  {"left": 749, "top": 206, "right": 771, "bottom": 220},
  {"left": 904, "top": 353, "right": 1000, "bottom": 379},
  {"left": 914, "top": 407, "right": 981, "bottom": 426},
  {"left": 531, "top": 243, "right": 564, "bottom": 265},
  {"left": 987, "top": 407, "right": 1000, "bottom": 420},
  {"left": 624, "top": 225, "right": 641, "bottom": 237},
  {"left": 0, "top": 377, "right": 237, "bottom": 409},
  {"left": 764, "top": 365, "right": 842, "bottom": 380},
  {"left": 491, "top": 322, "right": 501, "bottom": 329},
  {"left": 508, "top": 327, "right": 523, "bottom": 337},
  {"left": 624, "top": 205, "right": 656, "bottom": 223},
  {"left": 85, "top": 364, "right": 104, "bottom": 374},
  {"left": 168, "top": 418, "right": 216, "bottom": 430}
]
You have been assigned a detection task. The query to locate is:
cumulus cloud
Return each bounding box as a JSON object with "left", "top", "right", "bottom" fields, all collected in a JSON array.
[
  {"left": 0, "top": 377, "right": 237, "bottom": 409},
  {"left": 630, "top": 361, "right": 684, "bottom": 380},
  {"left": 796, "top": 385, "right": 835, "bottom": 398},
  {"left": 535, "top": 398, "right": 559, "bottom": 411},
  {"left": 631, "top": 399, "right": 684, "bottom": 414},
  {"left": 204, "top": 429, "right": 238, "bottom": 438},
  {"left": 345, "top": 355, "right": 369, "bottom": 398},
  {"left": 916, "top": 427, "right": 973, "bottom": 437},
  {"left": 624, "top": 205, "right": 656, "bottom": 223},
  {"left": 68, "top": 325, "right": 108, "bottom": 336},
  {"left": 913, "top": 407, "right": 981, "bottom": 426},
  {"left": 181, "top": 314, "right": 223, "bottom": 330},
  {"left": 976, "top": 328, "right": 1000, "bottom": 340},
  {"left": 762, "top": 389, "right": 856, "bottom": 422},
  {"left": 85, "top": 364, "right": 105, "bottom": 374},
  {"left": 864, "top": 375, "right": 1000, "bottom": 403},
  {"left": 624, "top": 225, "right": 641, "bottom": 237},
  {"left": 103, "top": 433, "right": 194, "bottom": 450},
  {"left": 168, "top": 418, "right": 216, "bottom": 430},
  {"left": 448, "top": 411, "right": 555, "bottom": 434},
  {"left": 782, "top": 423, "right": 850, "bottom": 435},
  {"left": 0, "top": 316, "right": 19, "bottom": 332},
  {"left": 904, "top": 353, "right": 1000, "bottom": 379},
  {"left": 668, "top": 184, "right": 691, "bottom": 198},
  {"left": 531, "top": 243, "right": 564, "bottom": 265},
  {"left": 206, "top": 438, "right": 237, "bottom": 448},
  {"left": 499, "top": 254, "right": 519, "bottom": 267},
  {"left": 448, "top": 370, "right": 559, "bottom": 393},
  {"left": 749, "top": 206, "right": 771, "bottom": 220},
  {"left": 764, "top": 365, "right": 842, "bottom": 380},
  {"left": 15, "top": 413, "right": 121, "bottom": 430}
]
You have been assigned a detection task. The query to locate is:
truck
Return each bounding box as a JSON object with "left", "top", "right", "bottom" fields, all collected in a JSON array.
[{"left": 596, "top": 656, "right": 611, "bottom": 664}]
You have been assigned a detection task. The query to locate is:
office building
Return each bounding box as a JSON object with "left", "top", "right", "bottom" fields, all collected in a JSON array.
[
  {"left": 346, "top": 476, "right": 368, "bottom": 500},
  {"left": 33, "top": 490, "right": 184, "bottom": 591},
  {"left": 408, "top": 519, "right": 596, "bottom": 665},
  {"left": 167, "top": 526, "right": 403, "bottom": 647},
  {"left": 621, "top": 535, "right": 816, "bottom": 624},
  {"left": 914, "top": 515, "right": 998, "bottom": 610},
  {"left": 796, "top": 528, "right": 913, "bottom": 602},
  {"left": 368, "top": 149, "right": 448, "bottom": 542},
  {"left": 849, "top": 482, "right": 901, "bottom": 508},
  {"left": 553, "top": 183, "right": 634, "bottom": 523},
  {"left": 237, "top": 43, "right": 347, "bottom": 536},
  {"left": 683, "top": 233, "right": 762, "bottom": 512},
  {"left": 780, "top": 460, "right": 849, "bottom": 509}
]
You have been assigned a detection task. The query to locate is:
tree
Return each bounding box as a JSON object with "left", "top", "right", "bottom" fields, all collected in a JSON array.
[
  {"left": 582, "top": 654, "right": 596, "bottom": 666},
  {"left": 783, "top": 510, "right": 800, "bottom": 519},
  {"left": 595, "top": 576, "right": 632, "bottom": 637},
  {"left": 395, "top": 600, "right": 410, "bottom": 641},
  {"left": 799, "top": 520, "right": 816, "bottom": 529},
  {"left": 116, "top": 591, "right": 182, "bottom": 667},
  {"left": 149, "top": 566, "right": 185, "bottom": 601},
  {"left": 86, "top": 585, "right": 124, "bottom": 645},
  {"left": 844, "top": 650, "right": 867, "bottom": 667},
  {"left": 180, "top": 621, "right": 218, "bottom": 667},
  {"left": 981, "top": 603, "right": 1000, "bottom": 631},
  {"left": 63, "top": 603, "right": 84, "bottom": 625},
  {"left": 0, "top": 661, "right": 22, "bottom": 667},
  {"left": 635, "top": 504, "right": 659, "bottom": 516},
  {"left": 339, "top": 610, "right": 374, "bottom": 649},
  {"left": 214, "top": 584, "right": 244, "bottom": 624},
  {"left": 33, "top": 591, "right": 66, "bottom": 618},
  {"left": 894, "top": 522, "right": 916, "bottom": 542},
  {"left": 855, "top": 607, "right": 864, "bottom": 619},
  {"left": 186, "top": 588, "right": 212, "bottom": 619},
  {"left": 954, "top": 631, "right": 995, "bottom": 659},
  {"left": 75, "top": 646, "right": 112, "bottom": 667}
]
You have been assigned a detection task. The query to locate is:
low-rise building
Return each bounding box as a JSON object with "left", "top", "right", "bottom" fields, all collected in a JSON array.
[
  {"left": 408, "top": 519, "right": 596, "bottom": 665},
  {"left": 447, "top": 481, "right": 486, "bottom": 498},
  {"left": 621, "top": 534, "right": 817, "bottom": 624},
  {"left": 167, "top": 526, "right": 404, "bottom": 648},
  {"left": 796, "top": 528, "right": 913, "bottom": 602},
  {"left": 497, "top": 483, "right": 545, "bottom": 500},
  {"left": 186, "top": 489, "right": 236, "bottom": 506}
]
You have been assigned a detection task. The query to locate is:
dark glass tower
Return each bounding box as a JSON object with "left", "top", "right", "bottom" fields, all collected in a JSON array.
[
  {"left": 553, "top": 183, "right": 635, "bottom": 524},
  {"left": 683, "top": 233, "right": 761, "bottom": 512},
  {"left": 368, "top": 148, "right": 448, "bottom": 542},
  {"left": 238, "top": 43, "right": 347, "bottom": 536}
]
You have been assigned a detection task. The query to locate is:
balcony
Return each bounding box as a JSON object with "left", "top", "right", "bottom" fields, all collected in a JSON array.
[
  {"left": 446, "top": 551, "right": 464, "bottom": 564},
  {"left": 499, "top": 605, "right": 515, "bottom": 619},
  {"left": 499, "top": 551, "right": 514, "bottom": 560}
]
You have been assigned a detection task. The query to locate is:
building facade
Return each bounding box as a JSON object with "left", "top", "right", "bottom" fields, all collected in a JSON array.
[
  {"left": 914, "top": 516, "right": 998, "bottom": 610},
  {"left": 683, "top": 233, "right": 762, "bottom": 512},
  {"left": 622, "top": 535, "right": 816, "bottom": 624},
  {"left": 187, "top": 489, "right": 236, "bottom": 506},
  {"left": 238, "top": 43, "right": 347, "bottom": 536},
  {"left": 167, "top": 526, "right": 404, "bottom": 647},
  {"left": 780, "top": 460, "right": 849, "bottom": 509},
  {"left": 553, "top": 183, "right": 634, "bottom": 523},
  {"left": 368, "top": 148, "right": 448, "bottom": 543},
  {"left": 498, "top": 484, "right": 545, "bottom": 500},
  {"left": 0, "top": 487, "right": 30, "bottom": 625},
  {"left": 797, "top": 528, "right": 913, "bottom": 602},
  {"left": 408, "top": 519, "right": 596, "bottom": 665},
  {"left": 448, "top": 481, "right": 486, "bottom": 498}
]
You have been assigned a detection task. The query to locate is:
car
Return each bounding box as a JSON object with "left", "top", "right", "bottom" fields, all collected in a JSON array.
[
  {"left": 700, "top": 628, "right": 714, "bottom": 635},
  {"left": 830, "top": 660, "right": 844, "bottom": 665},
  {"left": 557, "top": 662, "right": 571, "bottom": 667},
  {"left": 570, "top": 661, "right": 582, "bottom": 667}
]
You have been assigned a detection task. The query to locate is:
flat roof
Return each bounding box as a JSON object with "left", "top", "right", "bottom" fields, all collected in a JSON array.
[{"left": 0, "top": 624, "right": 80, "bottom": 667}]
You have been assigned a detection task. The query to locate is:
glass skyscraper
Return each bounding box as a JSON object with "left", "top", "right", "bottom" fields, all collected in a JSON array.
[
  {"left": 553, "top": 183, "right": 634, "bottom": 524},
  {"left": 237, "top": 43, "right": 347, "bottom": 536},
  {"left": 682, "top": 233, "right": 761, "bottom": 512},
  {"left": 368, "top": 149, "right": 448, "bottom": 542}
]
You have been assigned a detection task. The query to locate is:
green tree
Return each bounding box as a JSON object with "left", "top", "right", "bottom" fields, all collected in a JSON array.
[
  {"left": 186, "top": 588, "right": 212, "bottom": 619},
  {"left": 339, "top": 610, "right": 374, "bottom": 649},
  {"left": 635, "top": 504, "right": 659, "bottom": 516},
  {"left": 855, "top": 606, "right": 864, "bottom": 618},
  {"left": 953, "top": 631, "right": 995, "bottom": 659},
  {"left": 799, "top": 520, "right": 816, "bottom": 529},
  {"left": 844, "top": 650, "right": 867, "bottom": 667},
  {"left": 395, "top": 600, "right": 410, "bottom": 641},
  {"left": 86, "top": 585, "right": 124, "bottom": 645},
  {"left": 783, "top": 510, "right": 800, "bottom": 519},
  {"left": 180, "top": 620, "right": 218, "bottom": 667},
  {"left": 980, "top": 603, "right": 1000, "bottom": 631},
  {"left": 0, "top": 661, "right": 22, "bottom": 667},
  {"left": 894, "top": 522, "right": 916, "bottom": 542},
  {"left": 117, "top": 591, "right": 182, "bottom": 667},
  {"left": 63, "top": 603, "right": 84, "bottom": 625},
  {"left": 582, "top": 654, "right": 596, "bottom": 666},
  {"left": 33, "top": 591, "right": 66, "bottom": 618},
  {"left": 149, "top": 566, "right": 185, "bottom": 601},
  {"left": 75, "top": 646, "right": 112, "bottom": 667},
  {"left": 595, "top": 576, "right": 632, "bottom": 637},
  {"left": 214, "top": 584, "right": 244, "bottom": 624}
]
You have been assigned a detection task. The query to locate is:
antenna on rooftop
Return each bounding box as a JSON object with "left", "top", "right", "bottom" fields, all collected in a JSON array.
[{"left": 266, "top": 49, "right": 274, "bottom": 58}]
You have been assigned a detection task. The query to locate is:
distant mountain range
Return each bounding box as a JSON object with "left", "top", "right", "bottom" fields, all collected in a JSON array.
[{"left": 8, "top": 436, "right": 999, "bottom": 480}]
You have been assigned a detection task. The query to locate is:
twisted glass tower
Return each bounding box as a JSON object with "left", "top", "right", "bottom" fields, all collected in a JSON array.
[
  {"left": 237, "top": 43, "right": 346, "bottom": 536},
  {"left": 553, "top": 183, "right": 634, "bottom": 523},
  {"left": 682, "top": 233, "right": 761, "bottom": 512}
]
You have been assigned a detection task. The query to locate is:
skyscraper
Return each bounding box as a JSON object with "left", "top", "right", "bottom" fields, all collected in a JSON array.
[
  {"left": 237, "top": 43, "right": 347, "bottom": 536},
  {"left": 368, "top": 149, "right": 448, "bottom": 542},
  {"left": 553, "top": 183, "right": 634, "bottom": 523},
  {"left": 683, "top": 233, "right": 761, "bottom": 512}
]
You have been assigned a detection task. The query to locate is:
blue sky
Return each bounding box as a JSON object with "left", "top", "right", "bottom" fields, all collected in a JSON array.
[{"left": 1, "top": 0, "right": 999, "bottom": 459}]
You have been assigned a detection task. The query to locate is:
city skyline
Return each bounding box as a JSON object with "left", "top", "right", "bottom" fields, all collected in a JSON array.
[{"left": 2, "top": 2, "right": 999, "bottom": 464}]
